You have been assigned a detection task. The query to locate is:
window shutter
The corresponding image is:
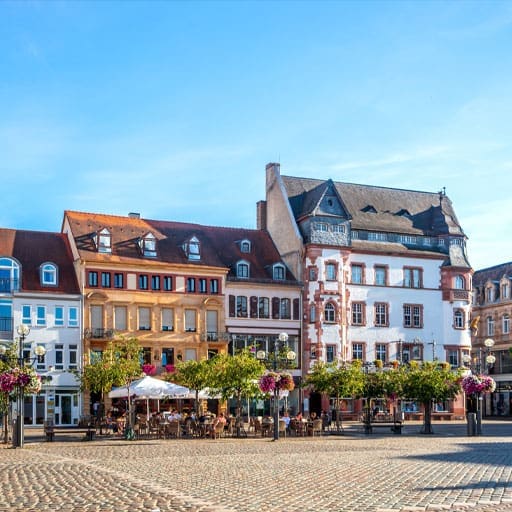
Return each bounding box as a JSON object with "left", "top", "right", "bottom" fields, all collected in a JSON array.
[
  {"left": 272, "top": 297, "right": 280, "bottom": 319},
  {"left": 250, "top": 296, "right": 258, "bottom": 318},
  {"left": 293, "top": 298, "right": 300, "bottom": 320},
  {"left": 229, "top": 295, "right": 236, "bottom": 317}
]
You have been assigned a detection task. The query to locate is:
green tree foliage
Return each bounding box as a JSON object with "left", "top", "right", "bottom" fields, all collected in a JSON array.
[
  {"left": 401, "top": 361, "right": 462, "bottom": 434},
  {"left": 208, "top": 350, "right": 265, "bottom": 421},
  {"left": 170, "top": 358, "right": 212, "bottom": 413},
  {"left": 305, "top": 361, "right": 365, "bottom": 432}
]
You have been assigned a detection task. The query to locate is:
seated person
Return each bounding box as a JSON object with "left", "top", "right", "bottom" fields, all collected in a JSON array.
[{"left": 210, "top": 412, "right": 227, "bottom": 437}]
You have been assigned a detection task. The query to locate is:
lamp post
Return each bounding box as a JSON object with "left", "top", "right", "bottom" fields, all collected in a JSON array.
[
  {"left": 256, "top": 332, "right": 295, "bottom": 441},
  {"left": 14, "top": 325, "right": 45, "bottom": 448}
]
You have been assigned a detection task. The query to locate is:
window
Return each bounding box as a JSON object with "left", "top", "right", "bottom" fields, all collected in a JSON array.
[
  {"left": 151, "top": 275, "right": 160, "bottom": 291},
  {"left": 163, "top": 276, "right": 173, "bottom": 291},
  {"left": 199, "top": 278, "right": 207, "bottom": 293},
  {"left": 352, "top": 302, "right": 365, "bottom": 325},
  {"left": 22, "top": 305, "right": 31, "bottom": 325},
  {"left": 55, "top": 306, "right": 64, "bottom": 327},
  {"left": 139, "top": 274, "right": 148, "bottom": 290},
  {"left": 351, "top": 264, "right": 363, "bottom": 284},
  {"left": 55, "top": 344, "right": 64, "bottom": 370},
  {"left": 447, "top": 349, "right": 459, "bottom": 367},
  {"left": 114, "top": 306, "right": 127, "bottom": 330},
  {"left": 324, "top": 303, "right": 336, "bottom": 323},
  {"left": 88, "top": 271, "right": 98, "bottom": 287},
  {"left": 326, "top": 345, "right": 336, "bottom": 363},
  {"left": 453, "top": 309, "right": 464, "bottom": 329},
  {"left": 210, "top": 279, "right": 219, "bottom": 294},
  {"left": 486, "top": 287, "right": 493, "bottom": 302},
  {"left": 403, "top": 267, "right": 422, "bottom": 288},
  {"left": 114, "top": 273, "right": 124, "bottom": 288},
  {"left": 503, "top": 314, "right": 510, "bottom": 335},
  {"left": 454, "top": 275, "right": 465, "bottom": 290},
  {"left": 68, "top": 307, "right": 78, "bottom": 327},
  {"left": 184, "top": 236, "right": 200, "bottom": 260},
  {"left": 237, "top": 261, "right": 249, "bottom": 278},
  {"left": 375, "top": 343, "right": 386, "bottom": 363},
  {"left": 101, "top": 272, "right": 111, "bottom": 288},
  {"left": 309, "top": 267, "right": 317, "bottom": 281},
  {"left": 0, "top": 257, "right": 20, "bottom": 292},
  {"left": 206, "top": 310, "right": 218, "bottom": 339},
  {"left": 332, "top": 224, "right": 345, "bottom": 233},
  {"left": 97, "top": 228, "right": 111, "bottom": 253},
  {"left": 184, "top": 309, "right": 197, "bottom": 332},
  {"left": 315, "top": 222, "right": 329, "bottom": 231},
  {"left": 35, "top": 344, "right": 45, "bottom": 370},
  {"left": 36, "top": 306, "right": 46, "bottom": 326},
  {"left": 69, "top": 344, "right": 78, "bottom": 370},
  {"left": 310, "top": 304, "right": 316, "bottom": 323},
  {"left": 502, "top": 283, "right": 509, "bottom": 300},
  {"left": 138, "top": 307, "right": 151, "bottom": 330},
  {"left": 326, "top": 263, "right": 337, "bottom": 281},
  {"left": 41, "top": 263, "right": 57, "bottom": 286},
  {"left": 161, "top": 308, "right": 174, "bottom": 331},
  {"left": 352, "top": 343, "right": 364, "bottom": 360},
  {"left": 187, "top": 277, "right": 196, "bottom": 292},
  {"left": 240, "top": 240, "right": 251, "bottom": 253},
  {"left": 236, "top": 296, "right": 248, "bottom": 318},
  {"left": 487, "top": 316, "right": 495, "bottom": 336},
  {"left": 140, "top": 232, "right": 157, "bottom": 257},
  {"left": 374, "top": 303, "right": 388, "bottom": 327},
  {"left": 280, "top": 298, "right": 291, "bottom": 319},
  {"left": 273, "top": 264, "right": 285, "bottom": 280},
  {"left": 374, "top": 266, "right": 386, "bottom": 286},
  {"left": 258, "top": 297, "right": 269, "bottom": 318},
  {"left": 403, "top": 304, "right": 423, "bottom": 328}
]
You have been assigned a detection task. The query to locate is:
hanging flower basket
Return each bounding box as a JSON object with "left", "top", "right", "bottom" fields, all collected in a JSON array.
[
  {"left": 258, "top": 371, "right": 295, "bottom": 394},
  {"left": 0, "top": 367, "right": 42, "bottom": 394},
  {"left": 461, "top": 374, "right": 496, "bottom": 396}
]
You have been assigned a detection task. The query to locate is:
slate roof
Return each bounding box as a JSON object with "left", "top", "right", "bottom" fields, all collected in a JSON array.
[
  {"left": 282, "top": 176, "right": 464, "bottom": 237},
  {"left": 473, "top": 262, "right": 512, "bottom": 287},
  {"left": 0, "top": 228, "right": 80, "bottom": 294},
  {"left": 64, "top": 211, "right": 298, "bottom": 283}
]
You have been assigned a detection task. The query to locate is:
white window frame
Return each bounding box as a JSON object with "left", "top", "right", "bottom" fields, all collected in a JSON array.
[
  {"left": 41, "top": 263, "right": 58, "bottom": 286},
  {"left": 68, "top": 307, "right": 79, "bottom": 327},
  {"left": 55, "top": 306, "right": 64, "bottom": 327},
  {"left": 237, "top": 261, "right": 250, "bottom": 279},
  {"left": 22, "top": 305, "right": 32, "bottom": 325},
  {"left": 36, "top": 305, "right": 46, "bottom": 326}
]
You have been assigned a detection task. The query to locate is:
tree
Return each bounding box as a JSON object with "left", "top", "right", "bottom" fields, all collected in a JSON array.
[
  {"left": 170, "top": 358, "right": 212, "bottom": 414},
  {"left": 208, "top": 350, "right": 265, "bottom": 432},
  {"left": 305, "top": 360, "right": 365, "bottom": 433},
  {"left": 401, "top": 361, "right": 462, "bottom": 434},
  {"left": 79, "top": 335, "right": 142, "bottom": 435}
]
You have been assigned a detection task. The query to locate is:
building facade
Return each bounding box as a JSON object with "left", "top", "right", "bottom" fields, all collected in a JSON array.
[
  {"left": 259, "top": 163, "right": 472, "bottom": 417},
  {"left": 472, "top": 262, "right": 512, "bottom": 417},
  {"left": 0, "top": 229, "right": 82, "bottom": 426}
]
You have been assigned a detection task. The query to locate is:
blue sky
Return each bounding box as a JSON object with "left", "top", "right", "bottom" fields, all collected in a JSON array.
[{"left": 1, "top": 1, "right": 511, "bottom": 271}]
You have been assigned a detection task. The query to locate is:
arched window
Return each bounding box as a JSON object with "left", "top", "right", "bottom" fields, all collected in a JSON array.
[
  {"left": 236, "top": 261, "right": 249, "bottom": 278},
  {"left": 40, "top": 263, "right": 58, "bottom": 286},
  {"left": 240, "top": 239, "right": 251, "bottom": 253},
  {"left": 0, "top": 257, "right": 20, "bottom": 292},
  {"left": 454, "top": 275, "right": 465, "bottom": 290},
  {"left": 324, "top": 303, "right": 336, "bottom": 323},
  {"left": 273, "top": 263, "right": 285, "bottom": 280},
  {"left": 453, "top": 309, "right": 464, "bottom": 329}
]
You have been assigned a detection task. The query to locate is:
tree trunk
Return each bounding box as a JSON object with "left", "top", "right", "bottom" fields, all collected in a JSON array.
[{"left": 421, "top": 400, "right": 433, "bottom": 434}]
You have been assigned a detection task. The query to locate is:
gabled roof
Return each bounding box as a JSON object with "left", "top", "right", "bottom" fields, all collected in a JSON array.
[
  {"left": 64, "top": 211, "right": 298, "bottom": 283},
  {"left": 282, "top": 176, "right": 464, "bottom": 237},
  {"left": 473, "top": 262, "right": 512, "bottom": 287},
  {"left": 0, "top": 228, "right": 80, "bottom": 294}
]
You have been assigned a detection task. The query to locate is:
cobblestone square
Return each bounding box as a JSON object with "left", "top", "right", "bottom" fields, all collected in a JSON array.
[{"left": 1, "top": 421, "right": 511, "bottom": 512}]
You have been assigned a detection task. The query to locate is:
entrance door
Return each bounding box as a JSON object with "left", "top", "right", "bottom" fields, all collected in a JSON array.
[{"left": 55, "top": 394, "right": 75, "bottom": 425}]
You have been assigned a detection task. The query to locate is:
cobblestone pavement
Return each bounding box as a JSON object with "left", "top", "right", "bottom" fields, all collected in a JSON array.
[{"left": 1, "top": 421, "right": 511, "bottom": 512}]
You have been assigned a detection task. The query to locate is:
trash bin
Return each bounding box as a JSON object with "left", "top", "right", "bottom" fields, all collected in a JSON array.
[{"left": 466, "top": 412, "right": 477, "bottom": 436}]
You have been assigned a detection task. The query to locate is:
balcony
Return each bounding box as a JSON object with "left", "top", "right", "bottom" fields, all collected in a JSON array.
[
  {"left": 0, "top": 317, "right": 13, "bottom": 338},
  {"left": 201, "top": 331, "right": 230, "bottom": 342},
  {"left": 0, "top": 278, "right": 19, "bottom": 293},
  {"left": 443, "top": 289, "right": 470, "bottom": 302},
  {"left": 84, "top": 328, "right": 114, "bottom": 339}
]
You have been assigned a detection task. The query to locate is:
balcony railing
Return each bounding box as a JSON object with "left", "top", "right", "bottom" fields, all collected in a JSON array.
[
  {"left": 0, "top": 278, "right": 19, "bottom": 293},
  {"left": 201, "top": 331, "right": 230, "bottom": 342},
  {"left": 84, "top": 328, "right": 114, "bottom": 339},
  {"left": 0, "top": 316, "right": 13, "bottom": 338}
]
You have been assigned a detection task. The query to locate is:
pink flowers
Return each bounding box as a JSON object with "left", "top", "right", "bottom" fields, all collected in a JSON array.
[
  {"left": 0, "top": 367, "right": 41, "bottom": 394},
  {"left": 461, "top": 374, "right": 496, "bottom": 395},
  {"left": 142, "top": 363, "right": 157, "bottom": 376},
  {"left": 165, "top": 364, "right": 175, "bottom": 373},
  {"left": 258, "top": 372, "right": 295, "bottom": 394}
]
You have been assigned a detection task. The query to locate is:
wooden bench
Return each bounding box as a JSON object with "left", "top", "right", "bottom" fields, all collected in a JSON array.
[{"left": 44, "top": 422, "right": 95, "bottom": 442}]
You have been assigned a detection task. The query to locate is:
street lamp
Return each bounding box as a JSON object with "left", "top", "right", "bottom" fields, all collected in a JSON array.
[
  {"left": 256, "top": 332, "right": 296, "bottom": 441},
  {"left": 14, "top": 325, "right": 45, "bottom": 448},
  {"left": 483, "top": 338, "right": 495, "bottom": 372}
]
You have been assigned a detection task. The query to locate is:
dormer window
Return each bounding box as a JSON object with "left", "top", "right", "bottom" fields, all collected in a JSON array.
[
  {"left": 273, "top": 263, "right": 286, "bottom": 280},
  {"left": 40, "top": 263, "right": 58, "bottom": 286},
  {"left": 236, "top": 260, "right": 250, "bottom": 278},
  {"left": 96, "top": 228, "right": 112, "bottom": 253},
  {"left": 0, "top": 258, "right": 20, "bottom": 292},
  {"left": 396, "top": 209, "right": 411, "bottom": 218},
  {"left": 184, "top": 236, "right": 201, "bottom": 261},
  {"left": 139, "top": 232, "right": 157, "bottom": 258},
  {"left": 240, "top": 239, "right": 251, "bottom": 253},
  {"left": 362, "top": 205, "right": 377, "bottom": 213}
]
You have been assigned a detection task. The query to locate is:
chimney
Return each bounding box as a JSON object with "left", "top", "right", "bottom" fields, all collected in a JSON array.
[
  {"left": 265, "top": 162, "right": 280, "bottom": 175},
  {"left": 128, "top": 212, "right": 140, "bottom": 219},
  {"left": 256, "top": 200, "right": 267, "bottom": 230}
]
